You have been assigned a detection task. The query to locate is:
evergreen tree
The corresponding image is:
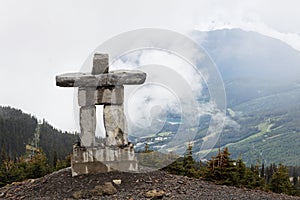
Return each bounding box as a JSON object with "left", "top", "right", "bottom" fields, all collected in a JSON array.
[
  {"left": 0, "top": 149, "right": 53, "bottom": 187},
  {"left": 250, "top": 164, "right": 265, "bottom": 189},
  {"left": 250, "top": 164, "right": 255, "bottom": 172},
  {"left": 261, "top": 163, "right": 265, "bottom": 179},
  {"left": 236, "top": 157, "right": 246, "bottom": 186},
  {"left": 53, "top": 151, "right": 58, "bottom": 169},
  {"left": 0, "top": 144, "right": 7, "bottom": 165},
  {"left": 163, "top": 143, "right": 200, "bottom": 178},
  {"left": 205, "top": 147, "right": 238, "bottom": 185},
  {"left": 55, "top": 154, "right": 71, "bottom": 171},
  {"left": 269, "top": 164, "right": 293, "bottom": 194},
  {"left": 23, "top": 150, "right": 51, "bottom": 179},
  {"left": 265, "top": 166, "right": 272, "bottom": 184},
  {"left": 292, "top": 167, "right": 298, "bottom": 186},
  {"left": 292, "top": 167, "right": 300, "bottom": 195},
  {"left": 182, "top": 143, "right": 199, "bottom": 178}
]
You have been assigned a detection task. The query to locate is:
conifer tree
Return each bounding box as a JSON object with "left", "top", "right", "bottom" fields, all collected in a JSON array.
[
  {"left": 53, "top": 151, "right": 58, "bottom": 169},
  {"left": 269, "top": 164, "right": 293, "bottom": 194},
  {"left": 0, "top": 144, "right": 7, "bottom": 165},
  {"left": 182, "top": 143, "right": 199, "bottom": 178},
  {"left": 292, "top": 167, "right": 298, "bottom": 186},
  {"left": 261, "top": 163, "right": 265, "bottom": 179},
  {"left": 205, "top": 147, "right": 238, "bottom": 185}
]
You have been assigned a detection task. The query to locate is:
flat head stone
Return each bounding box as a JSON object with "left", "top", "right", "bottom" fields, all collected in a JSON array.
[{"left": 92, "top": 53, "right": 109, "bottom": 75}]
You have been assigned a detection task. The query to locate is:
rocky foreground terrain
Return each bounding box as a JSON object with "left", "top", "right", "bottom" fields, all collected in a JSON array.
[{"left": 0, "top": 168, "right": 300, "bottom": 200}]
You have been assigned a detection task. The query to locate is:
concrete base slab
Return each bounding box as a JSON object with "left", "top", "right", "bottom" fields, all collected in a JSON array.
[{"left": 71, "top": 145, "right": 138, "bottom": 176}]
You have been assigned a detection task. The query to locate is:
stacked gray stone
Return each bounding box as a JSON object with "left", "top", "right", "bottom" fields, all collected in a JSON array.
[{"left": 56, "top": 53, "right": 146, "bottom": 176}]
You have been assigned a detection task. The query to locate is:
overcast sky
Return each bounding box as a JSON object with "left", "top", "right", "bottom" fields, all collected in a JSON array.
[{"left": 1, "top": 0, "right": 300, "bottom": 132}]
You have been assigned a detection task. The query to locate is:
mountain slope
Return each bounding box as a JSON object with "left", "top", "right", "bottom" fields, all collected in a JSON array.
[
  {"left": 0, "top": 106, "right": 37, "bottom": 159},
  {"left": 196, "top": 29, "right": 300, "bottom": 165},
  {"left": 198, "top": 28, "right": 300, "bottom": 106},
  {"left": 136, "top": 29, "right": 300, "bottom": 166},
  {"left": 0, "top": 106, "right": 77, "bottom": 165}
]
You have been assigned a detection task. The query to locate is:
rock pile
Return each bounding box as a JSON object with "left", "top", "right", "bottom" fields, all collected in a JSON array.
[{"left": 0, "top": 167, "right": 299, "bottom": 200}]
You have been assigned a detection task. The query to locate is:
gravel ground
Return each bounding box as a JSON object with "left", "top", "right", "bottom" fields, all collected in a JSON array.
[{"left": 0, "top": 167, "right": 299, "bottom": 200}]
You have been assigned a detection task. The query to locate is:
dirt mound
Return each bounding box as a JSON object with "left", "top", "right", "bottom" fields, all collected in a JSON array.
[{"left": 0, "top": 167, "right": 299, "bottom": 200}]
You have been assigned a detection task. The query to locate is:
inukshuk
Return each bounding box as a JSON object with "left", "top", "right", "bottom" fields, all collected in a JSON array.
[{"left": 56, "top": 53, "right": 146, "bottom": 176}]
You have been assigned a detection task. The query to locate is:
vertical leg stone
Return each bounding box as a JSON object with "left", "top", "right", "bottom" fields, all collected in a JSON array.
[
  {"left": 80, "top": 106, "right": 96, "bottom": 147},
  {"left": 104, "top": 105, "right": 128, "bottom": 146}
]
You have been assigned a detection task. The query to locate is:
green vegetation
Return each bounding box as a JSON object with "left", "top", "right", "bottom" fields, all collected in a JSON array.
[
  {"left": 137, "top": 143, "right": 180, "bottom": 169},
  {"left": 0, "top": 105, "right": 299, "bottom": 197},
  {"left": 0, "top": 149, "right": 70, "bottom": 187},
  {"left": 163, "top": 145, "right": 299, "bottom": 196},
  {"left": 268, "top": 164, "right": 293, "bottom": 194},
  {"left": 0, "top": 106, "right": 37, "bottom": 161},
  {"left": 163, "top": 144, "right": 201, "bottom": 178},
  {"left": 222, "top": 88, "right": 300, "bottom": 166},
  {"left": 0, "top": 106, "right": 77, "bottom": 167},
  {"left": 0, "top": 106, "right": 75, "bottom": 187}
]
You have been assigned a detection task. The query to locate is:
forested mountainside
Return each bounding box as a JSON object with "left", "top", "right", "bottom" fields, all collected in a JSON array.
[
  {"left": 0, "top": 106, "right": 37, "bottom": 160},
  {"left": 197, "top": 29, "right": 300, "bottom": 165},
  {"left": 134, "top": 29, "right": 300, "bottom": 166},
  {"left": 0, "top": 106, "right": 77, "bottom": 165}
]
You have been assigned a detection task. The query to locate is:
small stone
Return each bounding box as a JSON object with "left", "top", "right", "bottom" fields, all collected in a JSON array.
[
  {"left": 72, "top": 191, "right": 83, "bottom": 199},
  {"left": 112, "top": 179, "right": 122, "bottom": 185},
  {"left": 165, "top": 192, "right": 171, "bottom": 197},
  {"left": 174, "top": 186, "right": 180, "bottom": 190},
  {"left": 145, "top": 189, "right": 165, "bottom": 198},
  {"left": 90, "top": 187, "right": 103, "bottom": 196},
  {"left": 95, "top": 182, "right": 117, "bottom": 195},
  {"left": 0, "top": 192, "right": 5, "bottom": 198}
]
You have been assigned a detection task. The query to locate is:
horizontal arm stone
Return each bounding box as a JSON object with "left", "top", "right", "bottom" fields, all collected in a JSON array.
[
  {"left": 56, "top": 70, "right": 146, "bottom": 87},
  {"left": 56, "top": 73, "right": 106, "bottom": 87}
]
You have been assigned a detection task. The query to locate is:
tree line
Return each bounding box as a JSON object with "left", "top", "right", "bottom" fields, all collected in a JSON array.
[
  {"left": 162, "top": 145, "right": 300, "bottom": 196},
  {"left": 0, "top": 148, "right": 71, "bottom": 187},
  {"left": 0, "top": 106, "right": 76, "bottom": 187},
  {"left": 0, "top": 106, "right": 77, "bottom": 167}
]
